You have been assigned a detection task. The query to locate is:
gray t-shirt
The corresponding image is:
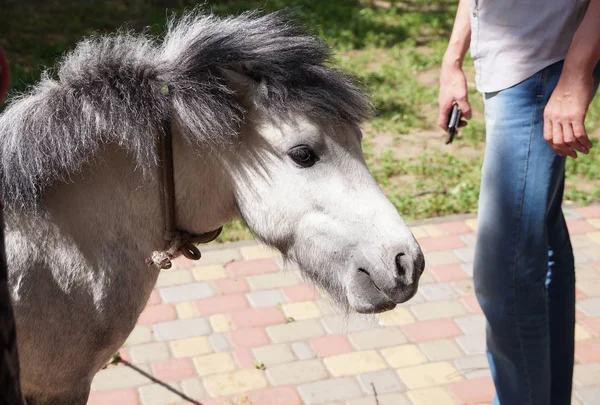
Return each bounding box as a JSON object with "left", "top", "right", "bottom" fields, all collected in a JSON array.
[{"left": 470, "top": 0, "right": 590, "bottom": 93}]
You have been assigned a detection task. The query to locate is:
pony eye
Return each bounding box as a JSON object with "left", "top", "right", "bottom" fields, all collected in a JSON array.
[{"left": 288, "top": 146, "right": 318, "bottom": 168}]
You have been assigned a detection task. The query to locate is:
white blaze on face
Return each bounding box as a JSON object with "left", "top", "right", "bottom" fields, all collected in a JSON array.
[{"left": 230, "top": 113, "right": 424, "bottom": 312}]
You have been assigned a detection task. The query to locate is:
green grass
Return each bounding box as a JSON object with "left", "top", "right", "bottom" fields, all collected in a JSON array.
[{"left": 2, "top": 0, "right": 599, "bottom": 243}]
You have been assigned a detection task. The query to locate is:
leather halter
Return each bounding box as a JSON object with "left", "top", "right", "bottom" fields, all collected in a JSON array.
[{"left": 146, "top": 119, "right": 222, "bottom": 270}]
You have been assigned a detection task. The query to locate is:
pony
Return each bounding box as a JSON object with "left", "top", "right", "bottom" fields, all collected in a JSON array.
[{"left": 0, "top": 10, "right": 424, "bottom": 404}]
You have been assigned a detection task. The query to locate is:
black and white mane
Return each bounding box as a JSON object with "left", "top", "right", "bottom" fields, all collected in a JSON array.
[{"left": 0, "top": 10, "right": 371, "bottom": 208}]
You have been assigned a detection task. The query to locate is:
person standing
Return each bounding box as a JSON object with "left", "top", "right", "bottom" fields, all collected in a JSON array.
[{"left": 438, "top": 1, "right": 600, "bottom": 404}]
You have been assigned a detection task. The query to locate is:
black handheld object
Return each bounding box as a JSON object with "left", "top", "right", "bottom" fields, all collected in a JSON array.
[{"left": 446, "top": 104, "right": 461, "bottom": 145}]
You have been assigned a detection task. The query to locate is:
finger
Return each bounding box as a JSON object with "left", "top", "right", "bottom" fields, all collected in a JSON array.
[
  {"left": 564, "top": 123, "right": 589, "bottom": 154},
  {"left": 555, "top": 122, "right": 577, "bottom": 158},
  {"left": 562, "top": 122, "right": 587, "bottom": 154},
  {"left": 572, "top": 120, "right": 593, "bottom": 150},
  {"left": 455, "top": 97, "right": 472, "bottom": 120},
  {"left": 458, "top": 119, "right": 468, "bottom": 128},
  {"left": 543, "top": 115, "right": 553, "bottom": 143},
  {"left": 437, "top": 100, "right": 452, "bottom": 131}
]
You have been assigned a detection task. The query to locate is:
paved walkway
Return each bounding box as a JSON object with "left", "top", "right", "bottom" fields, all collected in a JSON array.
[{"left": 87, "top": 205, "right": 600, "bottom": 405}]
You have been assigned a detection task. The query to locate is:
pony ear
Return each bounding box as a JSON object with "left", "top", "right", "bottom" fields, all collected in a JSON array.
[{"left": 220, "top": 67, "right": 262, "bottom": 109}]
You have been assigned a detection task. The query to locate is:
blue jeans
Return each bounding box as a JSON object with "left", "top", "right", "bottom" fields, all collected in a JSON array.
[{"left": 474, "top": 60, "right": 600, "bottom": 405}]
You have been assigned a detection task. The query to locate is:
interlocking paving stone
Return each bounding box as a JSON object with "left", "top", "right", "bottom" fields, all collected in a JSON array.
[
  {"left": 429, "top": 264, "right": 470, "bottom": 282},
  {"left": 208, "top": 333, "right": 231, "bottom": 352},
  {"left": 348, "top": 327, "right": 408, "bottom": 350},
  {"left": 381, "top": 344, "right": 428, "bottom": 368},
  {"left": 282, "top": 284, "right": 320, "bottom": 302},
  {"left": 138, "top": 382, "right": 182, "bottom": 405},
  {"left": 321, "top": 314, "right": 380, "bottom": 334},
  {"left": 577, "top": 297, "right": 600, "bottom": 317},
  {"left": 347, "top": 393, "right": 411, "bottom": 405},
  {"left": 455, "top": 334, "right": 486, "bottom": 355},
  {"left": 574, "top": 363, "right": 600, "bottom": 387},
  {"left": 153, "top": 318, "right": 212, "bottom": 341},
  {"left": 436, "top": 221, "right": 473, "bottom": 235},
  {"left": 461, "top": 263, "right": 474, "bottom": 276},
  {"left": 292, "top": 341, "right": 316, "bottom": 360},
  {"left": 137, "top": 304, "right": 177, "bottom": 325},
  {"left": 448, "top": 377, "right": 496, "bottom": 404},
  {"left": 191, "top": 264, "right": 228, "bottom": 281},
  {"left": 226, "top": 259, "right": 280, "bottom": 277},
  {"left": 180, "top": 377, "right": 206, "bottom": 399},
  {"left": 209, "top": 314, "right": 231, "bottom": 333},
  {"left": 419, "top": 236, "right": 467, "bottom": 252},
  {"left": 156, "top": 269, "right": 194, "bottom": 288},
  {"left": 129, "top": 342, "right": 170, "bottom": 364},
  {"left": 298, "top": 377, "right": 363, "bottom": 404},
  {"left": 159, "top": 282, "right": 214, "bottom": 303},
  {"left": 151, "top": 358, "right": 195, "bottom": 381},
  {"left": 465, "top": 218, "right": 478, "bottom": 231},
  {"left": 125, "top": 325, "right": 153, "bottom": 346},
  {"left": 424, "top": 250, "right": 462, "bottom": 267},
  {"left": 266, "top": 359, "right": 329, "bottom": 386},
  {"left": 357, "top": 369, "right": 405, "bottom": 394},
  {"left": 199, "top": 248, "right": 242, "bottom": 266},
  {"left": 397, "top": 362, "right": 463, "bottom": 389},
  {"left": 577, "top": 279, "right": 600, "bottom": 297},
  {"left": 575, "top": 323, "right": 593, "bottom": 341},
  {"left": 282, "top": 301, "right": 322, "bottom": 320},
  {"left": 242, "top": 386, "right": 303, "bottom": 405},
  {"left": 229, "top": 327, "right": 271, "bottom": 348},
  {"left": 309, "top": 335, "right": 354, "bottom": 357},
  {"left": 192, "top": 352, "right": 236, "bottom": 376},
  {"left": 213, "top": 277, "right": 250, "bottom": 295},
  {"left": 576, "top": 386, "right": 600, "bottom": 405},
  {"left": 401, "top": 319, "right": 463, "bottom": 342},
  {"left": 460, "top": 233, "right": 477, "bottom": 247},
  {"left": 419, "top": 339, "right": 464, "bottom": 361},
  {"left": 240, "top": 244, "right": 281, "bottom": 260},
  {"left": 581, "top": 316, "right": 600, "bottom": 337},
  {"left": 170, "top": 336, "right": 212, "bottom": 358},
  {"left": 407, "top": 387, "right": 458, "bottom": 405},
  {"left": 233, "top": 347, "right": 255, "bottom": 368},
  {"left": 411, "top": 301, "right": 467, "bottom": 321},
  {"left": 267, "top": 319, "right": 325, "bottom": 343},
  {"left": 92, "top": 364, "right": 152, "bottom": 390},
  {"left": 87, "top": 388, "right": 140, "bottom": 405},
  {"left": 204, "top": 369, "right": 268, "bottom": 397},
  {"left": 454, "top": 314, "right": 486, "bottom": 335},
  {"left": 376, "top": 307, "right": 415, "bottom": 326},
  {"left": 323, "top": 350, "right": 388, "bottom": 376},
  {"left": 229, "top": 307, "right": 285, "bottom": 329},
  {"left": 454, "top": 355, "right": 493, "bottom": 379},
  {"left": 175, "top": 302, "right": 196, "bottom": 319},
  {"left": 453, "top": 247, "right": 475, "bottom": 263},
  {"left": 194, "top": 294, "right": 249, "bottom": 316},
  {"left": 246, "top": 271, "right": 301, "bottom": 290},
  {"left": 253, "top": 344, "right": 296, "bottom": 365},
  {"left": 451, "top": 280, "right": 475, "bottom": 297},
  {"left": 247, "top": 290, "right": 285, "bottom": 307},
  {"left": 419, "top": 282, "right": 460, "bottom": 302}
]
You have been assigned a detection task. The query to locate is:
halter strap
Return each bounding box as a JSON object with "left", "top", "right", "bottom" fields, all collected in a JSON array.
[{"left": 147, "top": 119, "right": 222, "bottom": 270}]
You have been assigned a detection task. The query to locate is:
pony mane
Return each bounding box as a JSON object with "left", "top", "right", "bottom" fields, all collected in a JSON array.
[{"left": 0, "top": 10, "right": 372, "bottom": 208}]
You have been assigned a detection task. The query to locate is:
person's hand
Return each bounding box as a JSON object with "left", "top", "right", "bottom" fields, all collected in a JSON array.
[
  {"left": 543, "top": 67, "right": 594, "bottom": 158},
  {"left": 438, "top": 61, "right": 472, "bottom": 132}
]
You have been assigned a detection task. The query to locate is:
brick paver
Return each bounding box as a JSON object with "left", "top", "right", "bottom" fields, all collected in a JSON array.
[{"left": 88, "top": 206, "right": 600, "bottom": 405}]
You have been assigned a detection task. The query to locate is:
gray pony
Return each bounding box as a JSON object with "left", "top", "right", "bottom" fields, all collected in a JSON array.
[{"left": 0, "top": 11, "right": 424, "bottom": 404}]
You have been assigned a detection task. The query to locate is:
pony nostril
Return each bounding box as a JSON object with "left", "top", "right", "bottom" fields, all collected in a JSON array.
[
  {"left": 395, "top": 252, "right": 407, "bottom": 278},
  {"left": 358, "top": 268, "right": 383, "bottom": 293}
]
